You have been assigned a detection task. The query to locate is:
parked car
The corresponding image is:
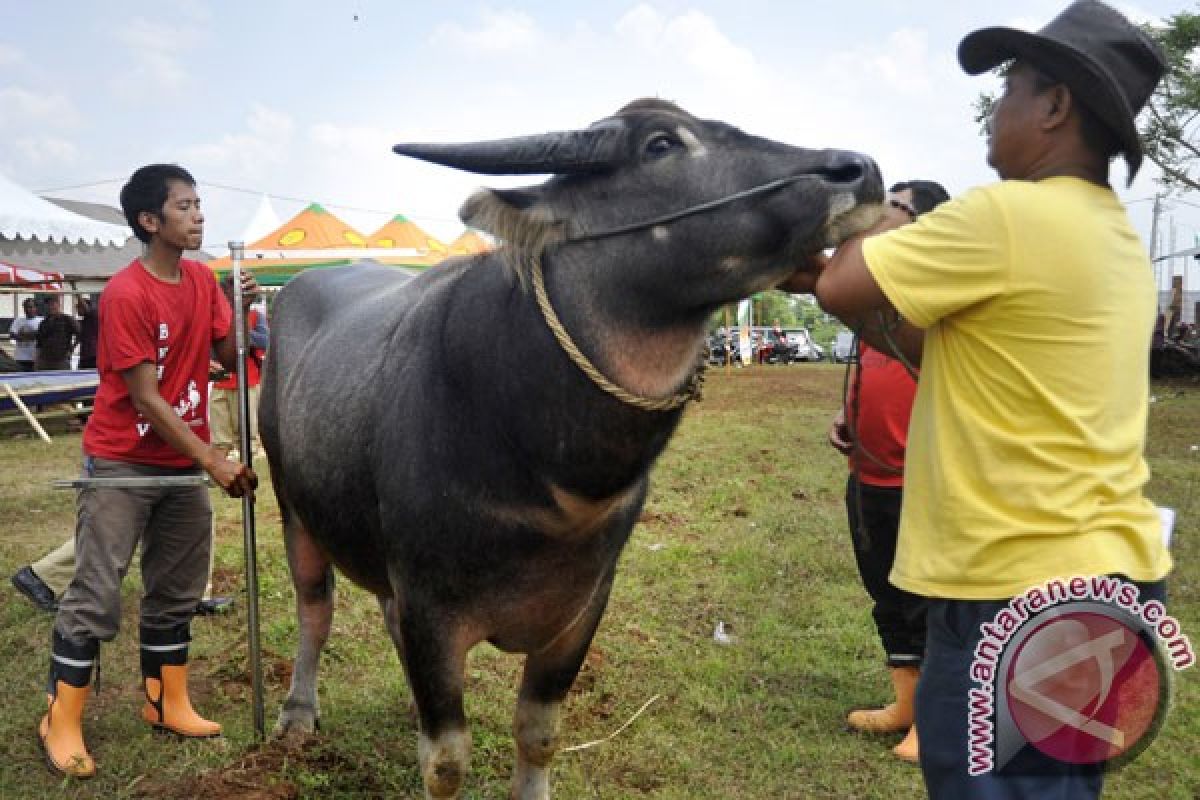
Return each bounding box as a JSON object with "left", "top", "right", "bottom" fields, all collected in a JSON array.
[
  {"left": 831, "top": 330, "right": 856, "bottom": 363},
  {"left": 706, "top": 331, "right": 732, "bottom": 366},
  {"left": 784, "top": 329, "right": 823, "bottom": 362}
]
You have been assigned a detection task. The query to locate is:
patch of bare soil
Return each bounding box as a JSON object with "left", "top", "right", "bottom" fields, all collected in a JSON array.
[
  {"left": 695, "top": 365, "right": 843, "bottom": 413},
  {"left": 637, "top": 509, "right": 687, "bottom": 529},
  {"left": 132, "top": 732, "right": 390, "bottom": 800},
  {"left": 132, "top": 735, "right": 304, "bottom": 800}
]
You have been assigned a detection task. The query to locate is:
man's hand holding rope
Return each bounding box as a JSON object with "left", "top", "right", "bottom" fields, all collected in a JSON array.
[{"left": 778, "top": 195, "right": 924, "bottom": 369}]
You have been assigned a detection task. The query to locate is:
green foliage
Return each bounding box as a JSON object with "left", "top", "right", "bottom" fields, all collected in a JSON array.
[
  {"left": 973, "top": 91, "right": 996, "bottom": 137},
  {"left": 1142, "top": 9, "right": 1200, "bottom": 192},
  {"left": 708, "top": 292, "right": 843, "bottom": 346}
]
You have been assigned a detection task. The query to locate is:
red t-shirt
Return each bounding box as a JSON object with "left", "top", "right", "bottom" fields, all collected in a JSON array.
[
  {"left": 845, "top": 343, "right": 917, "bottom": 488},
  {"left": 84, "top": 258, "right": 232, "bottom": 467},
  {"left": 213, "top": 308, "right": 263, "bottom": 389}
]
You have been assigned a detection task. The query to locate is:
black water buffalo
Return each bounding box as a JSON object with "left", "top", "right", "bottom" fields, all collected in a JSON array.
[{"left": 259, "top": 98, "right": 882, "bottom": 799}]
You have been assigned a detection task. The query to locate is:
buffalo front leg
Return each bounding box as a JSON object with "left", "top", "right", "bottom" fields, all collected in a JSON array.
[
  {"left": 391, "top": 608, "right": 472, "bottom": 799},
  {"left": 275, "top": 515, "right": 335, "bottom": 737},
  {"left": 511, "top": 586, "right": 612, "bottom": 800}
]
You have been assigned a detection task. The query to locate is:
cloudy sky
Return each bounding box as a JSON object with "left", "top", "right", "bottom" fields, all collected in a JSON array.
[{"left": 2, "top": 0, "right": 1196, "bottom": 279}]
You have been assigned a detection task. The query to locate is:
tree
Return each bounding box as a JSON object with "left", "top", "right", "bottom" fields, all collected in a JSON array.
[{"left": 1141, "top": 9, "right": 1200, "bottom": 193}]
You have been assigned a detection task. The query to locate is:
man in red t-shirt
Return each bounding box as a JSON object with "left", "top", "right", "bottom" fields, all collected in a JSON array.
[
  {"left": 37, "top": 164, "right": 258, "bottom": 779},
  {"left": 828, "top": 180, "right": 947, "bottom": 765}
]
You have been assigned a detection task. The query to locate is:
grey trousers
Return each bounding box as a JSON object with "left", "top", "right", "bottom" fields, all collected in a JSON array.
[{"left": 54, "top": 456, "right": 212, "bottom": 646}]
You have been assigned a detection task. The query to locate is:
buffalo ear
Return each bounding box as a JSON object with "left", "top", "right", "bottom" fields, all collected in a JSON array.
[
  {"left": 458, "top": 187, "right": 564, "bottom": 287},
  {"left": 491, "top": 187, "right": 542, "bottom": 212},
  {"left": 459, "top": 186, "right": 547, "bottom": 232}
]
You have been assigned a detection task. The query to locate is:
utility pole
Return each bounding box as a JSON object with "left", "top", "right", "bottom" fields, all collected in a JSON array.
[
  {"left": 1149, "top": 193, "right": 1162, "bottom": 263},
  {"left": 1149, "top": 194, "right": 1163, "bottom": 317}
]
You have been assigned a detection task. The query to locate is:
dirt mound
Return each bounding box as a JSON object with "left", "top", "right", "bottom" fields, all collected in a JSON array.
[{"left": 132, "top": 733, "right": 390, "bottom": 800}]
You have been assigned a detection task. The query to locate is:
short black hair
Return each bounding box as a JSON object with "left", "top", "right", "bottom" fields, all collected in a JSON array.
[
  {"left": 120, "top": 164, "right": 196, "bottom": 244},
  {"left": 889, "top": 180, "right": 951, "bottom": 215},
  {"left": 1028, "top": 65, "right": 1122, "bottom": 164}
]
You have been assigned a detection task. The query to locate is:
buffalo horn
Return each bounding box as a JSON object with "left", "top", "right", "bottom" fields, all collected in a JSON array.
[{"left": 393, "top": 120, "right": 623, "bottom": 175}]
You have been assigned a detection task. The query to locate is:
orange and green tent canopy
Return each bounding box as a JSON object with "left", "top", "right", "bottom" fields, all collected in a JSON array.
[
  {"left": 367, "top": 214, "right": 448, "bottom": 268},
  {"left": 208, "top": 203, "right": 368, "bottom": 270},
  {"left": 368, "top": 214, "right": 445, "bottom": 252},
  {"left": 207, "top": 203, "right": 375, "bottom": 285},
  {"left": 249, "top": 202, "right": 367, "bottom": 250},
  {"left": 446, "top": 229, "right": 493, "bottom": 256}
]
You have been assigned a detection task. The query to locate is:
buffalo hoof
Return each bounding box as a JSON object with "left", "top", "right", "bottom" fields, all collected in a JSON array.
[
  {"left": 424, "top": 760, "right": 465, "bottom": 799},
  {"left": 419, "top": 729, "right": 470, "bottom": 799},
  {"left": 273, "top": 704, "right": 319, "bottom": 741}
]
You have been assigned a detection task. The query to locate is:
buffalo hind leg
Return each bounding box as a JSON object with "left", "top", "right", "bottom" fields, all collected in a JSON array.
[
  {"left": 391, "top": 607, "right": 472, "bottom": 799},
  {"left": 512, "top": 590, "right": 611, "bottom": 800},
  {"left": 274, "top": 511, "right": 335, "bottom": 737}
]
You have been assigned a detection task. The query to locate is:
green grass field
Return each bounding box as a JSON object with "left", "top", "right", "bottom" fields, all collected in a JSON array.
[{"left": 0, "top": 365, "right": 1196, "bottom": 799}]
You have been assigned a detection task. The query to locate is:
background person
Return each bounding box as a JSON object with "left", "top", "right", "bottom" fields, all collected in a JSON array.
[
  {"left": 34, "top": 294, "right": 79, "bottom": 371},
  {"left": 832, "top": 180, "right": 948, "bottom": 765},
  {"left": 787, "top": 3, "right": 1172, "bottom": 796},
  {"left": 208, "top": 272, "right": 268, "bottom": 460},
  {"left": 8, "top": 297, "right": 41, "bottom": 371},
  {"left": 76, "top": 295, "right": 99, "bottom": 370},
  {"left": 12, "top": 533, "right": 235, "bottom": 615}
]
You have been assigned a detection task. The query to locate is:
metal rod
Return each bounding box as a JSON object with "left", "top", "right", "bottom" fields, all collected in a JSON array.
[
  {"left": 52, "top": 475, "right": 211, "bottom": 490},
  {"left": 231, "top": 240, "right": 266, "bottom": 739}
]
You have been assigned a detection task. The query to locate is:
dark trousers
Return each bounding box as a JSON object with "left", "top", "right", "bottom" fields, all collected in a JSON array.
[
  {"left": 917, "top": 579, "right": 1167, "bottom": 799},
  {"left": 846, "top": 476, "right": 927, "bottom": 666},
  {"left": 36, "top": 357, "right": 71, "bottom": 371}
]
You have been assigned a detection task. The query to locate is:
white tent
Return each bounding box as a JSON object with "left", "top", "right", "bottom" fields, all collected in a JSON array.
[
  {"left": 0, "top": 171, "right": 129, "bottom": 246},
  {"left": 240, "top": 194, "right": 283, "bottom": 245}
]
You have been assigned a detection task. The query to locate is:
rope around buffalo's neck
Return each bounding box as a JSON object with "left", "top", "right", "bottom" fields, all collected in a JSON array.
[{"left": 530, "top": 254, "right": 704, "bottom": 413}]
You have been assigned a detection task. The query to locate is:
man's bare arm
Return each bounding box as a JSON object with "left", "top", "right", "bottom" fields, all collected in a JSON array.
[{"left": 122, "top": 362, "right": 256, "bottom": 497}]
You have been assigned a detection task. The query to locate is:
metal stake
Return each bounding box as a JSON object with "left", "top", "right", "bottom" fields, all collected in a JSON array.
[
  {"left": 52, "top": 475, "right": 211, "bottom": 490},
  {"left": 231, "top": 240, "right": 266, "bottom": 739}
]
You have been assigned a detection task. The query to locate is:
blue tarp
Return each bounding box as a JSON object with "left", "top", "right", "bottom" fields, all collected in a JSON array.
[{"left": 0, "top": 369, "right": 98, "bottom": 413}]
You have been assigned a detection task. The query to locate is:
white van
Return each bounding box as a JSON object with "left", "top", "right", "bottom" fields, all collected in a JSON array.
[
  {"left": 783, "top": 328, "right": 824, "bottom": 362},
  {"left": 832, "top": 331, "right": 855, "bottom": 363}
]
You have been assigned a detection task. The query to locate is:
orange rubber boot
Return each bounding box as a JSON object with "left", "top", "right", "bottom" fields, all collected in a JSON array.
[
  {"left": 893, "top": 724, "right": 919, "bottom": 763},
  {"left": 846, "top": 666, "right": 918, "bottom": 734},
  {"left": 142, "top": 663, "right": 222, "bottom": 737},
  {"left": 38, "top": 681, "right": 95, "bottom": 778}
]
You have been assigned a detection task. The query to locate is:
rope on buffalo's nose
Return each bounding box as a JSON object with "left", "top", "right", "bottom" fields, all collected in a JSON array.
[{"left": 531, "top": 254, "right": 705, "bottom": 412}]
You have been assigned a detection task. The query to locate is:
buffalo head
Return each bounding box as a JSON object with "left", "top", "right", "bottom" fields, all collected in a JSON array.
[{"left": 394, "top": 98, "right": 883, "bottom": 317}]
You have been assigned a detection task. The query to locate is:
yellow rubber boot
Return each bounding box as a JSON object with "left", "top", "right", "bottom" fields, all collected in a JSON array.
[
  {"left": 846, "top": 665, "right": 918, "bottom": 734},
  {"left": 892, "top": 724, "right": 919, "bottom": 763},
  {"left": 142, "top": 664, "right": 222, "bottom": 738},
  {"left": 38, "top": 682, "right": 95, "bottom": 778}
]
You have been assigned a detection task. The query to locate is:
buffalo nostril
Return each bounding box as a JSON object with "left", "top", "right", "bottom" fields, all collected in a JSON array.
[{"left": 822, "top": 164, "right": 865, "bottom": 184}]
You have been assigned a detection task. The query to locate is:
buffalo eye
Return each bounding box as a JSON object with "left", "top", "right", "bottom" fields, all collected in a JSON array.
[{"left": 644, "top": 133, "right": 679, "bottom": 159}]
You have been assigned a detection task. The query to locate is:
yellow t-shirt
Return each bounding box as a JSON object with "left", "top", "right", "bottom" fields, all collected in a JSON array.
[{"left": 862, "top": 176, "right": 1172, "bottom": 600}]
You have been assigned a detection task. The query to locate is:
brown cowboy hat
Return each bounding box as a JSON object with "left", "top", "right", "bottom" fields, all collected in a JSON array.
[{"left": 957, "top": 0, "right": 1166, "bottom": 181}]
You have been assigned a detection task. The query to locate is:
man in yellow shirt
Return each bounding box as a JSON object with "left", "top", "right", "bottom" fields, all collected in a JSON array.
[{"left": 783, "top": 2, "right": 1170, "bottom": 796}]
